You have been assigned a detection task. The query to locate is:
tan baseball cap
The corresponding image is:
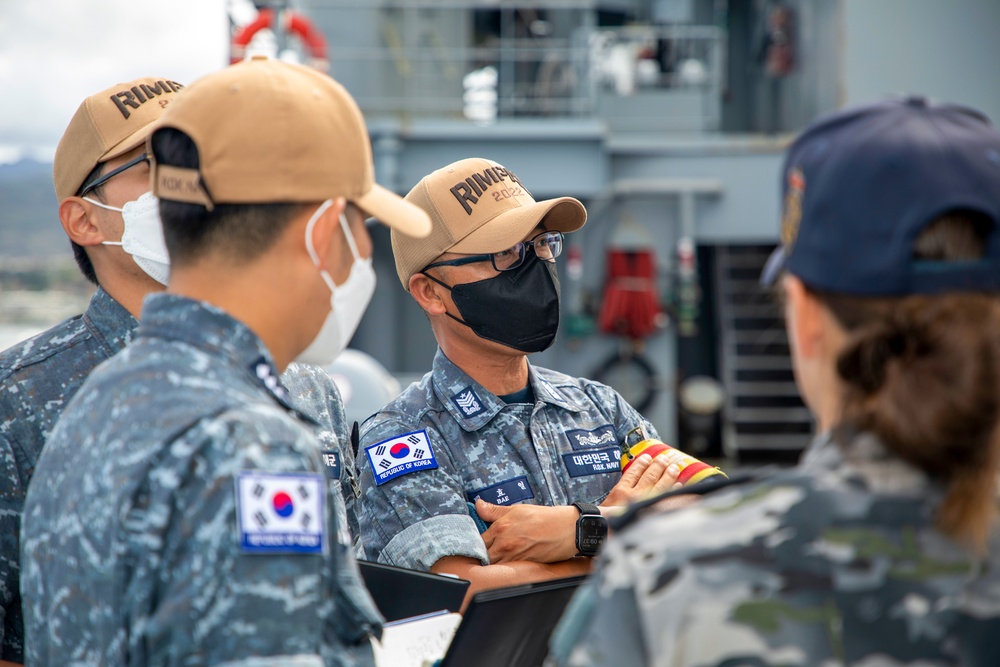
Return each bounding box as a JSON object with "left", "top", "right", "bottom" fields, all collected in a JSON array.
[
  {"left": 149, "top": 57, "right": 430, "bottom": 239},
  {"left": 53, "top": 77, "right": 184, "bottom": 201},
  {"left": 392, "top": 157, "right": 587, "bottom": 289}
]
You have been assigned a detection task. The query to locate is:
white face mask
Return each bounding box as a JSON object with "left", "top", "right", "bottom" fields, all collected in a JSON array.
[
  {"left": 86, "top": 191, "right": 170, "bottom": 285},
  {"left": 297, "top": 199, "right": 377, "bottom": 366}
]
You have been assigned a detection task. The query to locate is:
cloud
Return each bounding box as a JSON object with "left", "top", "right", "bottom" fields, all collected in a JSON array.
[{"left": 0, "top": 0, "right": 228, "bottom": 161}]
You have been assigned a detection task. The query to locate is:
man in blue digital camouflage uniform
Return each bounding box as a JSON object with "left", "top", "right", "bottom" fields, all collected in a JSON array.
[
  {"left": 547, "top": 98, "right": 1000, "bottom": 666},
  {"left": 20, "top": 57, "right": 430, "bottom": 666},
  {"left": 356, "top": 157, "right": 685, "bottom": 600},
  {"left": 0, "top": 77, "right": 185, "bottom": 666},
  {"left": 0, "top": 76, "right": 368, "bottom": 667}
]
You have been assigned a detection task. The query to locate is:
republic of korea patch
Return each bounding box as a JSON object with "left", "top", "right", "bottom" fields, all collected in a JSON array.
[
  {"left": 236, "top": 471, "right": 325, "bottom": 554},
  {"left": 365, "top": 429, "right": 439, "bottom": 486}
]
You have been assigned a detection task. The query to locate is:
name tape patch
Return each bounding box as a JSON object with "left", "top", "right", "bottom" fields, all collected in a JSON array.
[
  {"left": 562, "top": 447, "right": 621, "bottom": 478},
  {"left": 321, "top": 450, "right": 341, "bottom": 480},
  {"left": 365, "top": 429, "right": 439, "bottom": 486},
  {"left": 451, "top": 386, "right": 485, "bottom": 418},
  {"left": 565, "top": 425, "right": 617, "bottom": 450},
  {"left": 236, "top": 471, "right": 325, "bottom": 555},
  {"left": 467, "top": 476, "right": 534, "bottom": 506}
]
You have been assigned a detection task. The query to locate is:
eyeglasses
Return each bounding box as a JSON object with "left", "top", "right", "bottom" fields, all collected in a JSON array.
[
  {"left": 425, "top": 231, "right": 564, "bottom": 273},
  {"left": 79, "top": 152, "right": 151, "bottom": 197}
]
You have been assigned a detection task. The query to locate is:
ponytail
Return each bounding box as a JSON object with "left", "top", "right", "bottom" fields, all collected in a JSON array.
[
  {"left": 833, "top": 295, "right": 1000, "bottom": 550},
  {"left": 812, "top": 212, "right": 1000, "bottom": 551}
]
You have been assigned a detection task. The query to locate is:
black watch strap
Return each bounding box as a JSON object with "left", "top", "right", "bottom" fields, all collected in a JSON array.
[{"left": 573, "top": 502, "right": 607, "bottom": 557}]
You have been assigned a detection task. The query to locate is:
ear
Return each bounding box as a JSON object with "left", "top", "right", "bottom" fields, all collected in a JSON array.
[
  {"left": 409, "top": 271, "right": 449, "bottom": 316},
  {"left": 59, "top": 197, "right": 107, "bottom": 246},
  {"left": 308, "top": 198, "right": 347, "bottom": 270},
  {"left": 783, "top": 274, "right": 825, "bottom": 360}
]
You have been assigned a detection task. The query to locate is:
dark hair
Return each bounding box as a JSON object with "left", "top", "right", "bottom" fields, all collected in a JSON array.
[
  {"left": 71, "top": 163, "right": 104, "bottom": 285},
  {"left": 149, "top": 128, "right": 312, "bottom": 267},
  {"left": 811, "top": 211, "right": 1000, "bottom": 551}
]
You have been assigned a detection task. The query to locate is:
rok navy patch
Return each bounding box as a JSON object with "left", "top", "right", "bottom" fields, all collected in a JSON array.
[
  {"left": 467, "top": 476, "right": 534, "bottom": 506},
  {"left": 451, "top": 386, "right": 485, "bottom": 418},
  {"left": 366, "top": 429, "right": 438, "bottom": 486},
  {"left": 321, "top": 450, "right": 341, "bottom": 480},
  {"left": 562, "top": 447, "right": 620, "bottom": 477},
  {"left": 236, "top": 471, "right": 325, "bottom": 554},
  {"left": 565, "top": 425, "right": 617, "bottom": 450}
]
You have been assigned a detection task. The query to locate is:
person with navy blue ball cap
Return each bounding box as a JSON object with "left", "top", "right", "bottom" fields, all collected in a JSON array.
[{"left": 549, "top": 96, "right": 1000, "bottom": 667}]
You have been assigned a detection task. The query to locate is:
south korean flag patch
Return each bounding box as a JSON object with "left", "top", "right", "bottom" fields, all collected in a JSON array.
[
  {"left": 365, "top": 429, "right": 439, "bottom": 486},
  {"left": 236, "top": 471, "right": 325, "bottom": 555}
]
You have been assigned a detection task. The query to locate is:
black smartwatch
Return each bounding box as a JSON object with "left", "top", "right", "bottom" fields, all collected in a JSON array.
[{"left": 572, "top": 501, "right": 608, "bottom": 557}]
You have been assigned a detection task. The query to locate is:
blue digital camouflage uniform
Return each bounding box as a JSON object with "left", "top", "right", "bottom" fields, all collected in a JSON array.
[
  {"left": 20, "top": 294, "right": 380, "bottom": 667},
  {"left": 284, "top": 364, "right": 365, "bottom": 559},
  {"left": 356, "top": 348, "right": 658, "bottom": 571},
  {"left": 0, "top": 289, "right": 367, "bottom": 664},
  {"left": 0, "top": 287, "right": 133, "bottom": 663},
  {"left": 547, "top": 430, "right": 1000, "bottom": 667}
]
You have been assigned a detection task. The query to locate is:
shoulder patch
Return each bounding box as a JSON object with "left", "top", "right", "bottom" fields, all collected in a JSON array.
[
  {"left": 365, "top": 429, "right": 439, "bottom": 486},
  {"left": 451, "top": 385, "right": 485, "bottom": 418},
  {"left": 236, "top": 471, "right": 325, "bottom": 554}
]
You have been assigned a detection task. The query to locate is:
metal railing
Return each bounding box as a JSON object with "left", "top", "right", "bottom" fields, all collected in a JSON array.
[{"left": 263, "top": 3, "right": 725, "bottom": 127}]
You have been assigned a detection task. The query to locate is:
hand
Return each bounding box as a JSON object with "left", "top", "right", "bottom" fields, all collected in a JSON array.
[
  {"left": 601, "top": 453, "right": 681, "bottom": 507},
  {"left": 477, "top": 499, "right": 579, "bottom": 564}
]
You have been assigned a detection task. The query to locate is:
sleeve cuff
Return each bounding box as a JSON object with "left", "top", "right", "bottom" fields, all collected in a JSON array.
[{"left": 379, "top": 514, "right": 488, "bottom": 571}]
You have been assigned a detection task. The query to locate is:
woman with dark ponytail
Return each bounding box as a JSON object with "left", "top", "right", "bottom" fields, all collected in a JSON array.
[{"left": 549, "top": 98, "right": 1000, "bottom": 667}]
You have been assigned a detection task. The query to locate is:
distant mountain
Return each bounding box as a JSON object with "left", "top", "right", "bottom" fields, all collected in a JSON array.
[
  {"left": 0, "top": 157, "right": 52, "bottom": 182},
  {"left": 0, "top": 159, "right": 66, "bottom": 260}
]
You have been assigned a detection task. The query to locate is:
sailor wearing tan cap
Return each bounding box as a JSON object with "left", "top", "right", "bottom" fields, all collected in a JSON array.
[
  {"left": 20, "top": 58, "right": 430, "bottom": 667},
  {"left": 0, "top": 76, "right": 184, "bottom": 666},
  {"left": 355, "top": 158, "right": 684, "bottom": 602}
]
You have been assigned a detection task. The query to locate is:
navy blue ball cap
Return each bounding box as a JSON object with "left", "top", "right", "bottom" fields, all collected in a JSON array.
[{"left": 760, "top": 96, "right": 1000, "bottom": 295}]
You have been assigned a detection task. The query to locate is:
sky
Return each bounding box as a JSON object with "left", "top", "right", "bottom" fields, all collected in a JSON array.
[{"left": 0, "top": 0, "right": 245, "bottom": 164}]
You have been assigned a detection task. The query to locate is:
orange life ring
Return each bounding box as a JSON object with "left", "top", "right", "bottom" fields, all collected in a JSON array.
[{"left": 231, "top": 8, "right": 329, "bottom": 71}]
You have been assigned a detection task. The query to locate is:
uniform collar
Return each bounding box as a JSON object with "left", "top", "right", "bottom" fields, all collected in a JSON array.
[
  {"left": 82, "top": 287, "right": 138, "bottom": 357},
  {"left": 431, "top": 348, "right": 581, "bottom": 432},
  {"left": 138, "top": 294, "right": 310, "bottom": 420},
  {"left": 528, "top": 367, "right": 583, "bottom": 414},
  {"left": 800, "top": 427, "right": 939, "bottom": 498}
]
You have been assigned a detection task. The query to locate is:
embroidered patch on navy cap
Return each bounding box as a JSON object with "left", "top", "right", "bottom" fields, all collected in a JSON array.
[
  {"left": 562, "top": 447, "right": 620, "bottom": 477},
  {"left": 451, "top": 386, "right": 485, "bottom": 418},
  {"left": 236, "top": 471, "right": 325, "bottom": 554},
  {"left": 321, "top": 450, "right": 341, "bottom": 480},
  {"left": 365, "top": 429, "right": 439, "bottom": 486},
  {"left": 467, "top": 476, "right": 534, "bottom": 506},
  {"left": 565, "top": 425, "right": 617, "bottom": 450}
]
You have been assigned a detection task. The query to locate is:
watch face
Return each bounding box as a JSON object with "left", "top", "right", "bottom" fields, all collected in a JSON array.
[{"left": 578, "top": 515, "right": 608, "bottom": 554}]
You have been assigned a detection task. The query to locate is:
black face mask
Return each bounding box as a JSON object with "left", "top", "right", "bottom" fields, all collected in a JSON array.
[{"left": 423, "top": 254, "right": 561, "bottom": 353}]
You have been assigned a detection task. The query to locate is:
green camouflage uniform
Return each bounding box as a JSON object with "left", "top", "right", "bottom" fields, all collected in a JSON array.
[{"left": 549, "top": 430, "right": 1000, "bottom": 667}]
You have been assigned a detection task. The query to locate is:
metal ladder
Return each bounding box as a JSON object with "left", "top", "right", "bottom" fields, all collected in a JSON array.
[{"left": 713, "top": 245, "right": 813, "bottom": 463}]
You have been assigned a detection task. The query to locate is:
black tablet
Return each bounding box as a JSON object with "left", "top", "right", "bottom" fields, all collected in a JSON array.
[
  {"left": 358, "top": 560, "right": 470, "bottom": 623},
  {"left": 439, "top": 575, "right": 587, "bottom": 667}
]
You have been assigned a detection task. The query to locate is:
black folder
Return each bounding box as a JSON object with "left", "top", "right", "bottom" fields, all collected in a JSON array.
[
  {"left": 439, "top": 574, "right": 587, "bottom": 667},
  {"left": 358, "top": 560, "right": 470, "bottom": 623}
]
